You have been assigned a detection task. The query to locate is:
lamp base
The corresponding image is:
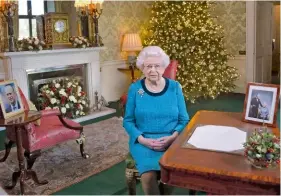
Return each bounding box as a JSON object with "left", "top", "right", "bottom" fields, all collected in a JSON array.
[{"left": 127, "top": 55, "right": 136, "bottom": 66}]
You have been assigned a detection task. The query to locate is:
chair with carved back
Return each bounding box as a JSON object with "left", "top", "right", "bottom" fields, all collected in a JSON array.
[
  {"left": 120, "top": 60, "right": 179, "bottom": 195},
  {"left": 0, "top": 85, "right": 89, "bottom": 188}
]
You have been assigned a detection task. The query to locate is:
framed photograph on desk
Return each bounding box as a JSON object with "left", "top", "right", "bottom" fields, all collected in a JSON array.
[
  {"left": 0, "top": 80, "right": 24, "bottom": 119},
  {"left": 243, "top": 83, "right": 280, "bottom": 127}
]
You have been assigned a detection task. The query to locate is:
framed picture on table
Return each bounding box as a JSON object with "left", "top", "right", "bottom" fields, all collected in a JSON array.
[
  {"left": 0, "top": 80, "right": 24, "bottom": 119},
  {"left": 242, "top": 83, "right": 280, "bottom": 127}
]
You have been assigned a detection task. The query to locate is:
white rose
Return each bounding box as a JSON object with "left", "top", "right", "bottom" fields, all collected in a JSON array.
[
  {"left": 50, "top": 91, "right": 54, "bottom": 95},
  {"left": 61, "top": 107, "right": 66, "bottom": 114},
  {"left": 78, "top": 92, "right": 81, "bottom": 97},
  {"left": 28, "top": 46, "right": 33, "bottom": 50},
  {"left": 76, "top": 111, "right": 79, "bottom": 115},
  {"left": 45, "top": 107, "right": 51, "bottom": 110},
  {"left": 82, "top": 100, "right": 86, "bottom": 105},
  {"left": 34, "top": 40, "right": 39, "bottom": 45},
  {"left": 53, "top": 106, "right": 59, "bottom": 109},
  {"left": 55, "top": 83, "right": 60, "bottom": 88},
  {"left": 28, "top": 40, "right": 32, "bottom": 44},
  {"left": 66, "top": 104, "right": 70, "bottom": 109},
  {"left": 59, "top": 89, "right": 67, "bottom": 96},
  {"left": 38, "top": 46, "right": 43, "bottom": 50},
  {"left": 46, "top": 90, "right": 50, "bottom": 94},
  {"left": 82, "top": 45, "right": 86, "bottom": 48},
  {"left": 67, "top": 82, "right": 72, "bottom": 88},
  {"left": 73, "top": 43, "right": 77, "bottom": 47},
  {"left": 50, "top": 98, "right": 57, "bottom": 104},
  {"left": 80, "top": 104, "right": 83, "bottom": 110},
  {"left": 69, "top": 95, "right": 75, "bottom": 101}
]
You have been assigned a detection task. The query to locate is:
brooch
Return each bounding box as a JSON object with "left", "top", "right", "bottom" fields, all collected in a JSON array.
[{"left": 138, "top": 88, "right": 145, "bottom": 97}]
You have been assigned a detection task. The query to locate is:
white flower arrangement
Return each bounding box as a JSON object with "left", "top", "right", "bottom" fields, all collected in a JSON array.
[
  {"left": 17, "top": 37, "right": 46, "bottom": 51},
  {"left": 69, "top": 36, "right": 91, "bottom": 48},
  {"left": 37, "top": 77, "right": 90, "bottom": 119}
]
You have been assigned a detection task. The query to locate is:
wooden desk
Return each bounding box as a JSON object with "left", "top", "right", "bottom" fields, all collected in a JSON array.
[{"left": 159, "top": 110, "right": 280, "bottom": 195}]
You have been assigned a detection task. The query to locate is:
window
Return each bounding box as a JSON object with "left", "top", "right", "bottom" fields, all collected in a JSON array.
[{"left": 18, "top": 0, "right": 55, "bottom": 39}]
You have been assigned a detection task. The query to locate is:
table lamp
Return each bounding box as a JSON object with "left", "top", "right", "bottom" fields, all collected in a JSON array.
[{"left": 122, "top": 33, "right": 143, "bottom": 68}]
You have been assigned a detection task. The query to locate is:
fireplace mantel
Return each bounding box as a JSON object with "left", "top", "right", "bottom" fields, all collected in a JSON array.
[
  {"left": 1, "top": 47, "right": 105, "bottom": 57},
  {"left": 0, "top": 47, "right": 105, "bottom": 108}
]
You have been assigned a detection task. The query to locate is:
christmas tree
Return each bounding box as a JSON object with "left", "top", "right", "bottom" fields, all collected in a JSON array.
[{"left": 141, "top": 1, "right": 240, "bottom": 103}]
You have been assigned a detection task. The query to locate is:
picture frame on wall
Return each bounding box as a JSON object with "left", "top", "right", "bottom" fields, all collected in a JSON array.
[
  {"left": 0, "top": 80, "right": 24, "bottom": 119},
  {"left": 242, "top": 82, "right": 280, "bottom": 127}
]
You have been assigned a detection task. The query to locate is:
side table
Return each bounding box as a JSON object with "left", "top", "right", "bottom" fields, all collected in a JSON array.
[
  {"left": 117, "top": 67, "right": 142, "bottom": 82},
  {"left": 0, "top": 110, "right": 48, "bottom": 195}
]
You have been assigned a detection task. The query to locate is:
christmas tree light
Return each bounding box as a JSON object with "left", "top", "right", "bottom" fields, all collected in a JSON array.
[{"left": 141, "top": 1, "right": 240, "bottom": 103}]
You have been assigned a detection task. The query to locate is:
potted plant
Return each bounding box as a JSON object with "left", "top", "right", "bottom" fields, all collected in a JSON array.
[{"left": 243, "top": 129, "right": 280, "bottom": 169}]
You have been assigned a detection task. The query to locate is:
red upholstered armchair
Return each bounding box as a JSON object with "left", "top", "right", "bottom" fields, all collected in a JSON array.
[{"left": 0, "top": 87, "right": 89, "bottom": 176}]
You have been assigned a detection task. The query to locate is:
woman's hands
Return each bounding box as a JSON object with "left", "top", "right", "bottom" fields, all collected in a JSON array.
[
  {"left": 138, "top": 136, "right": 165, "bottom": 151},
  {"left": 137, "top": 132, "right": 179, "bottom": 151}
]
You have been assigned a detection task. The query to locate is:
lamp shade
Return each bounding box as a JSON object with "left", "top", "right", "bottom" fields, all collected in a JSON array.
[{"left": 122, "top": 33, "right": 143, "bottom": 52}]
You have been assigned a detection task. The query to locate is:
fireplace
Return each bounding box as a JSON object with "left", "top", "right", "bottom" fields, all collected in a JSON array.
[
  {"left": 0, "top": 48, "right": 116, "bottom": 122},
  {"left": 26, "top": 64, "right": 87, "bottom": 109}
]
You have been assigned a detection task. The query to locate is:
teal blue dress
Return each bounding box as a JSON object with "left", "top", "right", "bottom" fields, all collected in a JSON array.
[{"left": 123, "top": 77, "right": 189, "bottom": 175}]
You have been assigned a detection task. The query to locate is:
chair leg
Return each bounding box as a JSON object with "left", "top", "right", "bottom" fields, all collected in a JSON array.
[
  {"left": 24, "top": 150, "right": 41, "bottom": 169},
  {"left": 76, "top": 132, "right": 89, "bottom": 159},
  {"left": 79, "top": 142, "right": 89, "bottom": 159},
  {"left": 0, "top": 140, "right": 14, "bottom": 162},
  {"left": 125, "top": 168, "right": 137, "bottom": 195}
]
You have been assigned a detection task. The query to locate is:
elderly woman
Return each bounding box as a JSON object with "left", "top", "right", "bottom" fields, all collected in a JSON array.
[{"left": 123, "top": 46, "right": 190, "bottom": 195}]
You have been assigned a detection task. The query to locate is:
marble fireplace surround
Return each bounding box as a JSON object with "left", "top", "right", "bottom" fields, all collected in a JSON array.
[{"left": 0, "top": 47, "right": 115, "bottom": 123}]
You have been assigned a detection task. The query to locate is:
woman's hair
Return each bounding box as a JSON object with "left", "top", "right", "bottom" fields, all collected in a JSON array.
[{"left": 136, "top": 46, "right": 170, "bottom": 69}]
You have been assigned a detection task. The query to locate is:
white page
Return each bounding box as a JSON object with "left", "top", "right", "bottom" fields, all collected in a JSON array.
[{"left": 187, "top": 125, "right": 247, "bottom": 152}]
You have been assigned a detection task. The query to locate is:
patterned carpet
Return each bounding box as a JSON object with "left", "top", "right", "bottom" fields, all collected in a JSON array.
[{"left": 0, "top": 117, "right": 128, "bottom": 195}]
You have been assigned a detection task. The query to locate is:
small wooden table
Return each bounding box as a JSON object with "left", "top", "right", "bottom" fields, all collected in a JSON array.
[
  {"left": 0, "top": 110, "right": 48, "bottom": 195},
  {"left": 160, "top": 110, "right": 280, "bottom": 195},
  {"left": 117, "top": 67, "right": 142, "bottom": 82}
]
